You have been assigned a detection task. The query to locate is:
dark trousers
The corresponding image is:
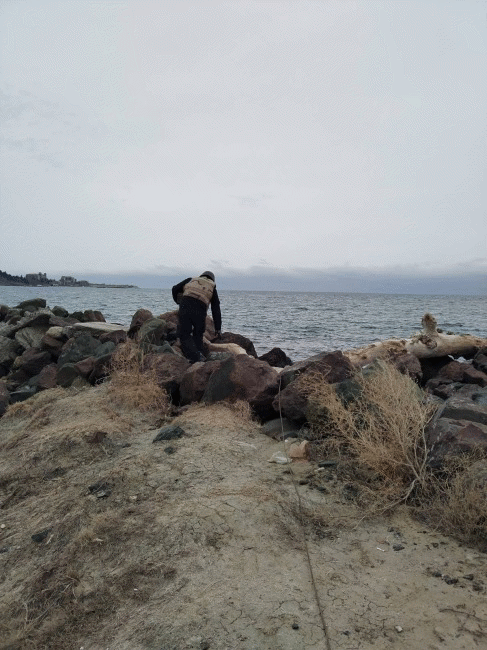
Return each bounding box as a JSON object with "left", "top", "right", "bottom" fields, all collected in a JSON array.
[{"left": 178, "top": 297, "right": 206, "bottom": 362}]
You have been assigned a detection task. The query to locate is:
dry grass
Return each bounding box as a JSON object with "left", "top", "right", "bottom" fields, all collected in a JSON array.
[
  {"left": 420, "top": 453, "right": 487, "bottom": 551},
  {"left": 300, "top": 362, "right": 436, "bottom": 504},
  {"left": 108, "top": 340, "right": 170, "bottom": 414}
]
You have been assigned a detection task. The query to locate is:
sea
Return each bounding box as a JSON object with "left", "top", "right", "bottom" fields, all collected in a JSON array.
[{"left": 1, "top": 286, "right": 485, "bottom": 362}]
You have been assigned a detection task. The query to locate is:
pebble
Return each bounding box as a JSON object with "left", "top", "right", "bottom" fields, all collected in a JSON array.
[
  {"left": 0, "top": 524, "right": 5, "bottom": 529},
  {"left": 292, "top": 623, "right": 299, "bottom": 630},
  {"left": 393, "top": 544, "right": 405, "bottom": 551},
  {"left": 395, "top": 625, "right": 403, "bottom": 633}
]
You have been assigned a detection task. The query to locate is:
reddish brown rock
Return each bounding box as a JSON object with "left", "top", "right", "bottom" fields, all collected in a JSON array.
[
  {"left": 427, "top": 418, "right": 487, "bottom": 467},
  {"left": 75, "top": 357, "right": 95, "bottom": 379},
  {"left": 435, "top": 360, "right": 487, "bottom": 387},
  {"left": 280, "top": 351, "right": 355, "bottom": 389},
  {"left": 258, "top": 347, "right": 292, "bottom": 368},
  {"left": 202, "top": 355, "right": 280, "bottom": 421},
  {"left": 128, "top": 309, "right": 153, "bottom": 338},
  {"left": 13, "top": 348, "right": 52, "bottom": 377},
  {"left": 179, "top": 360, "right": 223, "bottom": 405},
  {"left": 31, "top": 364, "right": 58, "bottom": 390},
  {"left": 99, "top": 330, "right": 127, "bottom": 346},
  {"left": 390, "top": 353, "right": 422, "bottom": 382},
  {"left": 142, "top": 353, "right": 190, "bottom": 401}
]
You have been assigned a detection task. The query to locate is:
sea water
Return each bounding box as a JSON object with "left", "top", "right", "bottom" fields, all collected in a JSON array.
[{"left": 1, "top": 286, "right": 485, "bottom": 362}]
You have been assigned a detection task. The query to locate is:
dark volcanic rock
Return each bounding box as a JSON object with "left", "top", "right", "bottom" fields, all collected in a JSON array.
[
  {"left": 203, "top": 355, "right": 280, "bottom": 421},
  {"left": 280, "top": 350, "right": 355, "bottom": 389},
  {"left": 179, "top": 360, "right": 222, "bottom": 405},
  {"left": 142, "top": 354, "right": 190, "bottom": 402},
  {"left": 258, "top": 347, "right": 293, "bottom": 368}
]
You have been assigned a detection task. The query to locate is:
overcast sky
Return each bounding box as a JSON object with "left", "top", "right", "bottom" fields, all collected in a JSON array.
[{"left": 1, "top": 0, "right": 486, "bottom": 292}]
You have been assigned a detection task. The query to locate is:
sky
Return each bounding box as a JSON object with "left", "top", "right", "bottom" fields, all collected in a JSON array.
[{"left": 1, "top": 0, "right": 486, "bottom": 293}]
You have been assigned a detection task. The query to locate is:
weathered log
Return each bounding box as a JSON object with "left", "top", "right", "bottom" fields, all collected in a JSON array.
[{"left": 343, "top": 313, "right": 487, "bottom": 367}]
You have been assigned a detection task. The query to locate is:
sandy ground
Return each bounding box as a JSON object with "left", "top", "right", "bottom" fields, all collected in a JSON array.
[{"left": 1, "top": 386, "right": 486, "bottom": 650}]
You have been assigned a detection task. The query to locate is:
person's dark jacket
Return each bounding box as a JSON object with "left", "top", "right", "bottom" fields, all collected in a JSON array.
[{"left": 172, "top": 277, "right": 222, "bottom": 332}]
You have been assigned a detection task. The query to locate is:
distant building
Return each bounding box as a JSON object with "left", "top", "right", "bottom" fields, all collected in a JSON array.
[
  {"left": 60, "top": 276, "right": 77, "bottom": 286},
  {"left": 26, "top": 272, "right": 48, "bottom": 285}
]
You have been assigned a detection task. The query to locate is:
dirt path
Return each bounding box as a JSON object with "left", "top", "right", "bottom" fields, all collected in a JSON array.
[{"left": 1, "top": 390, "right": 487, "bottom": 649}]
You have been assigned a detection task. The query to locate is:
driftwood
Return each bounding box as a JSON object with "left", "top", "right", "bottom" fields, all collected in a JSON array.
[{"left": 343, "top": 313, "right": 487, "bottom": 367}]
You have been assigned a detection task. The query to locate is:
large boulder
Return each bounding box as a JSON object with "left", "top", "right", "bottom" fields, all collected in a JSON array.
[
  {"left": 136, "top": 318, "right": 169, "bottom": 351},
  {"left": 220, "top": 332, "right": 258, "bottom": 357},
  {"left": 433, "top": 360, "right": 487, "bottom": 387},
  {"left": 142, "top": 354, "right": 191, "bottom": 402},
  {"left": 473, "top": 350, "right": 487, "bottom": 375},
  {"left": 202, "top": 355, "right": 280, "bottom": 421},
  {"left": 0, "top": 336, "right": 22, "bottom": 376},
  {"left": 58, "top": 334, "right": 101, "bottom": 366},
  {"left": 15, "top": 298, "right": 47, "bottom": 312},
  {"left": 30, "top": 364, "right": 58, "bottom": 390},
  {"left": 179, "top": 360, "right": 223, "bottom": 405},
  {"left": 128, "top": 309, "right": 153, "bottom": 338},
  {"left": 279, "top": 350, "right": 355, "bottom": 389},
  {"left": 427, "top": 418, "right": 487, "bottom": 467},
  {"left": 435, "top": 387, "right": 487, "bottom": 426},
  {"left": 273, "top": 353, "right": 355, "bottom": 425},
  {"left": 14, "top": 326, "right": 50, "bottom": 349},
  {"left": 258, "top": 347, "right": 292, "bottom": 368},
  {"left": 390, "top": 353, "right": 422, "bottom": 382},
  {"left": 12, "top": 348, "right": 52, "bottom": 377}
]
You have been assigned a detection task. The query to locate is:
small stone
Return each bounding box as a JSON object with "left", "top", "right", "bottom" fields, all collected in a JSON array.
[
  {"left": 164, "top": 446, "right": 176, "bottom": 454},
  {"left": 0, "top": 524, "right": 5, "bottom": 529},
  {"left": 393, "top": 544, "right": 405, "bottom": 551},
  {"left": 463, "top": 574, "right": 474, "bottom": 580},
  {"left": 0, "top": 546, "right": 9, "bottom": 553},
  {"left": 129, "top": 495, "right": 138, "bottom": 502},
  {"left": 395, "top": 625, "right": 403, "bottom": 633},
  {"left": 292, "top": 623, "right": 299, "bottom": 630},
  {"left": 444, "top": 576, "right": 458, "bottom": 585},
  {"left": 32, "top": 528, "right": 51, "bottom": 543},
  {"left": 153, "top": 425, "right": 186, "bottom": 443}
]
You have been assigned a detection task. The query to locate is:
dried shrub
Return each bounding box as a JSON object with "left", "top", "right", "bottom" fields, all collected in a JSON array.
[
  {"left": 299, "top": 362, "right": 437, "bottom": 508},
  {"left": 108, "top": 341, "right": 170, "bottom": 413},
  {"left": 420, "top": 453, "right": 487, "bottom": 551}
]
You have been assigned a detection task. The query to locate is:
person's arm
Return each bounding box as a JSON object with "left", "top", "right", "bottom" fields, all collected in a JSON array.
[
  {"left": 172, "top": 278, "right": 191, "bottom": 304},
  {"left": 210, "top": 288, "right": 222, "bottom": 334}
]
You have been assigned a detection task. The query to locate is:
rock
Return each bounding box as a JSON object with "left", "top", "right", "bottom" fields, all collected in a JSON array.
[
  {"left": 280, "top": 350, "right": 355, "bottom": 389},
  {"left": 9, "top": 385, "right": 37, "bottom": 403},
  {"left": 58, "top": 334, "right": 101, "bottom": 366},
  {"left": 0, "top": 304, "right": 9, "bottom": 321},
  {"left": 136, "top": 318, "right": 169, "bottom": 350},
  {"left": 45, "top": 326, "right": 65, "bottom": 339},
  {"left": 0, "top": 336, "right": 22, "bottom": 375},
  {"left": 16, "top": 298, "right": 47, "bottom": 311},
  {"left": 434, "top": 360, "right": 487, "bottom": 387},
  {"left": 436, "top": 388, "right": 487, "bottom": 426},
  {"left": 288, "top": 440, "right": 309, "bottom": 460},
  {"left": 99, "top": 330, "right": 127, "bottom": 346},
  {"left": 258, "top": 347, "right": 293, "bottom": 368},
  {"left": 153, "top": 425, "right": 186, "bottom": 442},
  {"left": 391, "top": 353, "right": 423, "bottom": 382},
  {"left": 142, "top": 354, "right": 190, "bottom": 401},
  {"left": 179, "top": 360, "right": 222, "bottom": 405},
  {"left": 202, "top": 355, "right": 280, "bottom": 421},
  {"left": 15, "top": 326, "right": 50, "bottom": 349},
  {"left": 40, "top": 333, "right": 64, "bottom": 359},
  {"left": 56, "top": 363, "right": 81, "bottom": 388},
  {"left": 268, "top": 451, "right": 291, "bottom": 464},
  {"left": 12, "top": 348, "right": 51, "bottom": 376},
  {"left": 75, "top": 357, "right": 95, "bottom": 379},
  {"left": 0, "top": 381, "right": 10, "bottom": 416},
  {"left": 427, "top": 418, "right": 487, "bottom": 466},
  {"left": 51, "top": 305, "right": 69, "bottom": 317},
  {"left": 473, "top": 351, "right": 487, "bottom": 375},
  {"left": 31, "top": 528, "right": 51, "bottom": 543},
  {"left": 30, "top": 364, "right": 58, "bottom": 390},
  {"left": 128, "top": 308, "right": 153, "bottom": 338},
  {"left": 89, "top": 353, "right": 114, "bottom": 384},
  {"left": 272, "top": 382, "right": 309, "bottom": 425},
  {"left": 63, "top": 322, "right": 129, "bottom": 338},
  {"left": 94, "top": 341, "right": 116, "bottom": 358},
  {"left": 260, "top": 417, "right": 300, "bottom": 440},
  {"left": 220, "top": 332, "right": 258, "bottom": 357}
]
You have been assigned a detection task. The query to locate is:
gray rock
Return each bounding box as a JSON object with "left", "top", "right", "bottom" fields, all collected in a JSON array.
[
  {"left": 58, "top": 334, "right": 101, "bottom": 366},
  {"left": 14, "top": 326, "right": 50, "bottom": 349},
  {"left": 0, "top": 381, "right": 10, "bottom": 416},
  {"left": 136, "top": 318, "right": 169, "bottom": 351},
  {"left": 9, "top": 385, "right": 37, "bottom": 403},
  {"left": 437, "top": 388, "right": 487, "bottom": 426},
  {"left": 260, "top": 417, "right": 300, "bottom": 440},
  {"left": 153, "top": 425, "right": 186, "bottom": 442},
  {"left": 16, "top": 298, "right": 47, "bottom": 311},
  {"left": 56, "top": 363, "right": 81, "bottom": 388}
]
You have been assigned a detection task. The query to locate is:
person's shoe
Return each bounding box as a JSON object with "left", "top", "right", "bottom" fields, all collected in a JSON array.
[{"left": 198, "top": 352, "right": 206, "bottom": 362}]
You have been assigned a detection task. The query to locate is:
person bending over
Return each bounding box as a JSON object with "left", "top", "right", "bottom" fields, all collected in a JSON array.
[{"left": 171, "top": 271, "right": 221, "bottom": 363}]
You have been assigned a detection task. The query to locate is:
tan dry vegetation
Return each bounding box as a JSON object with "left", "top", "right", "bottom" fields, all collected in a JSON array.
[{"left": 1, "top": 363, "right": 487, "bottom": 649}]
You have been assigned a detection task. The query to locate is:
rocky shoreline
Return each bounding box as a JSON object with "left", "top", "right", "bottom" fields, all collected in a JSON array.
[{"left": 1, "top": 298, "right": 487, "bottom": 468}]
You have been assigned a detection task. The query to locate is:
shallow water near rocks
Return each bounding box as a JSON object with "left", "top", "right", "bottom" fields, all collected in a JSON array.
[{"left": 1, "top": 286, "right": 485, "bottom": 361}]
